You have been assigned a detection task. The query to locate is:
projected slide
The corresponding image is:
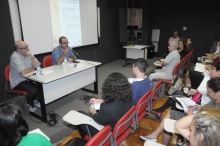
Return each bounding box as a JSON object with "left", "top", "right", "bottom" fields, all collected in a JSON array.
[
  {"left": 50, "top": 0, "right": 82, "bottom": 47},
  {"left": 18, "top": 0, "right": 98, "bottom": 54}
]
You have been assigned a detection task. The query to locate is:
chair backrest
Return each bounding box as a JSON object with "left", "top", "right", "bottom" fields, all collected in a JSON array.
[
  {"left": 43, "top": 55, "right": 52, "bottom": 68},
  {"left": 112, "top": 106, "right": 135, "bottom": 146},
  {"left": 150, "top": 79, "right": 162, "bottom": 100},
  {"left": 86, "top": 125, "right": 112, "bottom": 146},
  {"left": 135, "top": 90, "right": 151, "bottom": 121},
  {"left": 133, "top": 90, "right": 151, "bottom": 131},
  {"left": 5, "top": 64, "right": 10, "bottom": 83},
  {"left": 172, "top": 61, "right": 181, "bottom": 77}
]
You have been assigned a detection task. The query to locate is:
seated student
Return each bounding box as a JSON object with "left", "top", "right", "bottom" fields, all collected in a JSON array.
[
  {"left": 139, "top": 77, "right": 220, "bottom": 145},
  {"left": 128, "top": 58, "right": 151, "bottom": 105},
  {"left": 168, "top": 31, "right": 179, "bottom": 44},
  {"left": 186, "top": 38, "right": 194, "bottom": 52},
  {"left": 151, "top": 61, "right": 220, "bottom": 119},
  {"left": 184, "top": 65, "right": 211, "bottom": 89},
  {"left": 178, "top": 39, "right": 188, "bottom": 60},
  {"left": 52, "top": 36, "right": 76, "bottom": 65},
  {"left": 175, "top": 107, "right": 220, "bottom": 146},
  {"left": 77, "top": 72, "right": 132, "bottom": 138},
  {"left": 0, "top": 103, "right": 52, "bottom": 146},
  {"left": 10, "top": 40, "right": 40, "bottom": 112},
  {"left": 149, "top": 40, "right": 180, "bottom": 81},
  {"left": 210, "top": 35, "right": 220, "bottom": 54}
]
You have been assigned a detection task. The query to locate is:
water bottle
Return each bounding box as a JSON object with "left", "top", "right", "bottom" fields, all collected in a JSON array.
[
  {"left": 63, "top": 57, "right": 67, "bottom": 68},
  {"left": 36, "top": 63, "right": 41, "bottom": 78}
]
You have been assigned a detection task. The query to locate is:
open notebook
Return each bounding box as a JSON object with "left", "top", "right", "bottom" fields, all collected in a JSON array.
[
  {"left": 175, "top": 97, "right": 197, "bottom": 113},
  {"left": 194, "top": 63, "right": 205, "bottom": 72}
]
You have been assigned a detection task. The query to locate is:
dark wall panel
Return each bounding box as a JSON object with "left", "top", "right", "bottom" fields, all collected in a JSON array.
[
  {"left": 147, "top": 0, "right": 220, "bottom": 58},
  {"left": 0, "top": 0, "right": 15, "bottom": 101}
]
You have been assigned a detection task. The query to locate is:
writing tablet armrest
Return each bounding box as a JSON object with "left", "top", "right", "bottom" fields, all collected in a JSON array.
[
  {"left": 63, "top": 110, "right": 104, "bottom": 131},
  {"left": 164, "top": 119, "right": 179, "bottom": 134}
]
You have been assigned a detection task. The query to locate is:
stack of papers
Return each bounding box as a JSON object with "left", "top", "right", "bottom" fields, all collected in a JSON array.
[
  {"left": 41, "top": 70, "right": 54, "bottom": 75},
  {"left": 194, "top": 63, "right": 205, "bottom": 72},
  {"left": 176, "top": 97, "right": 196, "bottom": 113},
  {"left": 91, "top": 103, "right": 101, "bottom": 110},
  {"left": 154, "top": 62, "right": 162, "bottom": 66}
]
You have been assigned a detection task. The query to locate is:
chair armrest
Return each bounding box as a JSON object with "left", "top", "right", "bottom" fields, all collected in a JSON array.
[
  {"left": 63, "top": 110, "right": 104, "bottom": 131},
  {"left": 164, "top": 119, "right": 179, "bottom": 134}
]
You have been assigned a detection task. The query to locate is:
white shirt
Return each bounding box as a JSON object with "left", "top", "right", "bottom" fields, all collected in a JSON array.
[{"left": 197, "top": 76, "right": 211, "bottom": 105}]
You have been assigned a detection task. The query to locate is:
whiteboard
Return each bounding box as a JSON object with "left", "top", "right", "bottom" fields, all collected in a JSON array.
[{"left": 151, "top": 29, "right": 160, "bottom": 42}]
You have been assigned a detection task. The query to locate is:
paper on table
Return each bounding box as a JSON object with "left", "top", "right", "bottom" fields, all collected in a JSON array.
[
  {"left": 94, "top": 103, "right": 100, "bottom": 110},
  {"left": 176, "top": 97, "right": 196, "bottom": 113},
  {"left": 41, "top": 70, "right": 54, "bottom": 75},
  {"left": 91, "top": 103, "right": 101, "bottom": 110},
  {"left": 183, "top": 87, "right": 189, "bottom": 94},
  {"left": 194, "top": 63, "right": 206, "bottom": 72},
  {"left": 128, "top": 78, "right": 135, "bottom": 84},
  {"left": 128, "top": 78, "right": 144, "bottom": 84},
  {"left": 29, "top": 128, "right": 50, "bottom": 140},
  {"left": 154, "top": 62, "right": 162, "bottom": 66},
  {"left": 203, "top": 58, "right": 213, "bottom": 63},
  {"left": 205, "top": 53, "right": 212, "bottom": 56}
]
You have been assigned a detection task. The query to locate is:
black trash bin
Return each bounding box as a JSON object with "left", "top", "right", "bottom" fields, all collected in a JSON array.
[{"left": 147, "top": 44, "right": 155, "bottom": 58}]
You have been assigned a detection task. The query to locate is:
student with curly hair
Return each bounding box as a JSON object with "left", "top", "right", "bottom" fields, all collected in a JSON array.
[{"left": 78, "top": 72, "right": 132, "bottom": 138}]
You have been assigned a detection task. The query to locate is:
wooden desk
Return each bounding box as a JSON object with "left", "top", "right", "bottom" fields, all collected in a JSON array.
[{"left": 23, "top": 60, "right": 101, "bottom": 122}]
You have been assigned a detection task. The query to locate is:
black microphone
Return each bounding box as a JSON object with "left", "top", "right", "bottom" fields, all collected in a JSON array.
[{"left": 71, "top": 49, "right": 81, "bottom": 63}]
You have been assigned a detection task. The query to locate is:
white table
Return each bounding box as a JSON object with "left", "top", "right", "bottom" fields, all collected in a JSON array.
[
  {"left": 23, "top": 60, "right": 101, "bottom": 122},
  {"left": 123, "top": 45, "right": 151, "bottom": 67}
]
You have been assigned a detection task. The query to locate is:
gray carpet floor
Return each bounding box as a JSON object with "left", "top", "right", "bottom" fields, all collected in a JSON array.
[{"left": 3, "top": 58, "right": 159, "bottom": 145}]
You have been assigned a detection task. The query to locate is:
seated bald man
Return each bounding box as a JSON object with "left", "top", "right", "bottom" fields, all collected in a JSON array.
[{"left": 10, "top": 41, "right": 41, "bottom": 112}]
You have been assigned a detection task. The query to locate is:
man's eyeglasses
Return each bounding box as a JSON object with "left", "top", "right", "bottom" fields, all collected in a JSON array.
[{"left": 62, "top": 42, "right": 69, "bottom": 45}]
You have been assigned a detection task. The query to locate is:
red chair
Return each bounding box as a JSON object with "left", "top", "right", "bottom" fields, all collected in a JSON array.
[
  {"left": 133, "top": 90, "right": 151, "bottom": 131},
  {"left": 112, "top": 106, "right": 135, "bottom": 146},
  {"left": 43, "top": 55, "right": 52, "bottom": 68},
  {"left": 4, "top": 65, "right": 28, "bottom": 111},
  {"left": 85, "top": 125, "right": 112, "bottom": 146},
  {"left": 148, "top": 80, "right": 162, "bottom": 112}
]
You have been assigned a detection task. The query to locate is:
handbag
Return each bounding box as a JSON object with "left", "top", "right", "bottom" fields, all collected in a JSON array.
[{"left": 168, "top": 78, "right": 183, "bottom": 95}]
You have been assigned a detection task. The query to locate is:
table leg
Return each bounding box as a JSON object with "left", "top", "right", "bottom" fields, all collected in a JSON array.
[{"left": 30, "top": 83, "right": 47, "bottom": 123}]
